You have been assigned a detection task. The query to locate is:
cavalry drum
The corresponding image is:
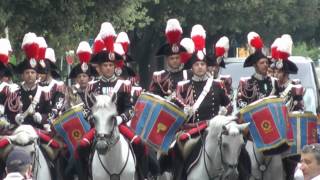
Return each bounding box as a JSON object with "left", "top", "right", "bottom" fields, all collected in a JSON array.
[
  {"left": 130, "top": 92, "right": 187, "bottom": 153},
  {"left": 288, "top": 111, "right": 318, "bottom": 156},
  {"left": 52, "top": 104, "right": 91, "bottom": 157},
  {"left": 239, "top": 97, "right": 291, "bottom": 155}
]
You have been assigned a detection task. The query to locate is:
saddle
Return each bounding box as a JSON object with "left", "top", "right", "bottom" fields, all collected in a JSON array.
[{"left": 176, "top": 121, "right": 208, "bottom": 160}]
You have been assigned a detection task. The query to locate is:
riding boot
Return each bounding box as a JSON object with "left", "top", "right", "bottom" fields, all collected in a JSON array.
[
  {"left": 237, "top": 145, "right": 251, "bottom": 180},
  {"left": 0, "top": 159, "right": 5, "bottom": 179},
  {"left": 77, "top": 145, "right": 90, "bottom": 180},
  {"left": 146, "top": 148, "right": 160, "bottom": 177},
  {"left": 131, "top": 142, "right": 149, "bottom": 178}
]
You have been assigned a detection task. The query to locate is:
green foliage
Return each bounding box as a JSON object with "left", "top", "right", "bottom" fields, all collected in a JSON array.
[
  {"left": 292, "top": 42, "right": 320, "bottom": 61},
  {"left": 0, "top": 0, "right": 320, "bottom": 86}
]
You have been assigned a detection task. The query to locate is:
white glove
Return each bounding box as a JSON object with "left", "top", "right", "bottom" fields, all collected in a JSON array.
[
  {"left": 115, "top": 116, "right": 123, "bottom": 126},
  {"left": 43, "top": 124, "right": 51, "bottom": 132},
  {"left": 26, "top": 104, "right": 35, "bottom": 115},
  {"left": 184, "top": 106, "right": 194, "bottom": 117},
  {"left": 33, "top": 112, "right": 42, "bottom": 124},
  {"left": 15, "top": 113, "right": 24, "bottom": 124}
]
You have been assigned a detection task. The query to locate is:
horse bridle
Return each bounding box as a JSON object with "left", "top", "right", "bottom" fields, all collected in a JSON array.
[
  {"left": 95, "top": 117, "right": 120, "bottom": 149},
  {"left": 94, "top": 116, "right": 129, "bottom": 179},
  {"left": 203, "top": 129, "right": 240, "bottom": 180}
]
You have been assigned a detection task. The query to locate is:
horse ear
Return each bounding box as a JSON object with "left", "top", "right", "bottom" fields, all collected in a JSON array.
[{"left": 237, "top": 122, "right": 250, "bottom": 131}]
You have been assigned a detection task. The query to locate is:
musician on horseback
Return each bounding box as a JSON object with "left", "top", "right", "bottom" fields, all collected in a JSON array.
[
  {"left": 236, "top": 32, "right": 280, "bottom": 109},
  {"left": 0, "top": 38, "right": 16, "bottom": 135},
  {"left": 149, "top": 19, "right": 193, "bottom": 99},
  {"left": 6, "top": 33, "right": 51, "bottom": 130},
  {"left": 271, "top": 35, "right": 305, "bottom": 180},
  {"left": 37, "top": 46, "right": 66, "bottom": 122},
  {"left": 271, "top": 35, "right": 304, "bottom": 112},
  {"left": 207, "top": 36, "right": 233, "bottom": 102},
  {"left": 114, "top": 32, "right": 142, "bottom": 105}
]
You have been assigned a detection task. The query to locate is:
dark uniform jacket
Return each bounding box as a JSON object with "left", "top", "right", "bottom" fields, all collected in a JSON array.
[
  {"left": 6, "top": 84, "right": 51, "bottom": 129},
  {"left": 149, "top": 69, "right": 192, "bottom": 97},
  {"left": 176, "top": 75, "right": 232, "bottom": 123},
  {"left": 86, "top": 75, "right": 133, "bottom": 122},
  {"left": 39, "top": 79, "right": 65, "bottom": 119},
  {"left": 277, "top": 79, "right": 304, "bottom": 111},
  {"left": 236, "top": 73, "right": 279, "bottom": 109}
]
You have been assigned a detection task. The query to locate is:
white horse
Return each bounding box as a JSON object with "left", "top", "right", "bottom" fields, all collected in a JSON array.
[
  {"left": 91, "top": 95, "right": 136, "bottom": 180},
  {"left": 4, "top": 125, "right": 52, "bottom": 180},
  {"left": 246, "top": 140, "right": 285, "bottom": 180},
  {"left": 187, "top": 115, "right": 250, "bottom": 180}
]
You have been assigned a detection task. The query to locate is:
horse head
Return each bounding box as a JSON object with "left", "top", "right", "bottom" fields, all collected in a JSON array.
[
  {"left": 91, "top": 94, "right": 118, "bottom": 154},
  {"left": 207, "top": 115, "right": 249, "bottom": 180}
]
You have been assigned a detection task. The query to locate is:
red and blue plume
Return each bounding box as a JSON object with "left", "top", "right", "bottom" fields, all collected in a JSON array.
[
  {"left": 77, "top": 41, "right": 92, "bottom": 64},
  {"left": 191, "top": 24, "right": 206, "bottom": 52},
  {"left": 116, "top": 32, "right": 130, "bottom": 54},
  {"left": 165, "top": 19, "right": 183, "bottom": 45},
  {"left": 37, "top": 37, "right": 47, "bottom": 60},
  {"left": 215, "top": 36, "right": 229, "bottom": 57},
  {"left": 99, "top": 22, "right": 116, "bottom": 53},
  {"left": 247, "top": 32, "right": 264, "bottom": 52},
  {"left": 93, "top": 34, "right": 105, "bottom": 54},
  {"left": 22, "top": 32, "right": 39, "bottom": 60}
]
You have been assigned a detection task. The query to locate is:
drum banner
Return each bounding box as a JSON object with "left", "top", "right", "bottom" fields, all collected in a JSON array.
[
  {"left": 130, "top": 93, "right": 187, "bottom": 153},
  {"left": 240, "top": 98, "right": 289, "bottom": 152},
  {"left": 53, "top": 105, "right": 91, "bottom": 158},
  {"left": 288, "top": 112, "right": 318, "bottom": 155}
]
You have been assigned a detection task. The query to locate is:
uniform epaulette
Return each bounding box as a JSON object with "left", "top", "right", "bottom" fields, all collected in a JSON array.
[
  {"left": 152, "top": 70, "right": 166, "bottom": 82},
  {"left": 240, "top": 77, "right": 250, "bottom": 82},
  {"left": 131, "top": 86, "right": 142, "bottom": 97},
  {"left": 87, "top": 80, "right": 97, "bottom": 92},
  {"left": 213, "top": 79, "right": 225, "bottom": 89},
  {"left": 177, "top": 80, "right": 190, "bottom": 92},
  {"left": 115, "top": 79, "right": 132, "bottom": 93},
  {"left": 292, "top": 79, "right": 301, "bottom": 85},
  {"left": 8, "top": 83, "right": 20, "bottom": 93},
  {"left": 54, "top": 80, "right": 65, "bottom": 92}
]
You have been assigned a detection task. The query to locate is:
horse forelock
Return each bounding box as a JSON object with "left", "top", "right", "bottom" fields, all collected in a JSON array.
[
  {"left": 92, "top": 95, "right": 116, "bottom": 111},
  {"left": 208, "top": 115, "right": 234, "bottom": 132},
  {"left": 14, "top": 125, "right": 38, "bottom": 138}
]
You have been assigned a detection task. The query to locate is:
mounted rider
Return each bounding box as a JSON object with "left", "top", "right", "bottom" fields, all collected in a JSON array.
[
  {"left": 114, "top": 32, "right": 142, "bottom": 105},
  {"left": 35, "top": 38, "right": 66, "bottom": 123},
  {"left": 207, "top": 36, "right": 233, "bottom": 99},
  {"left": 6, "top": 33, "right": 52, "bottom": 130},
  {"left": 236, "top": 32, "right": 280, "bottom": 109},
  {"left": 271, "top": 35, "right": 304, "bottom": 112},
  {"left": 0, "top": 38, "right": 16, "bottom": 134},
  {"left": 149, "top": 18, "right": 193, "bottom": 99}
]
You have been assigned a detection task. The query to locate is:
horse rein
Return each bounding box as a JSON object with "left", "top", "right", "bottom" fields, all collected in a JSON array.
[
  {"left": 252, "top": 143, "right": 273, "bottom": 180},
  {"left": 95, "top": 116, "right": 129, "bottom": 179},
  {"left": 96, "top": 133, "right": 130, "bottom": 179}
]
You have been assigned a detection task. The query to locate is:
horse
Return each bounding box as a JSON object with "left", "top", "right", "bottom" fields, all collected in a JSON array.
[
  {"left": 91, "top": 94, "right": 137, "bottom": 180},
  {"left": 245, "top": 140, "right": 285, "bottom": 180},
  {"left": 187, "top": 115, "right": 250, "bottom": 180},
  {"left": 1, "top": 125, "right": 53, "bottom": 180}
]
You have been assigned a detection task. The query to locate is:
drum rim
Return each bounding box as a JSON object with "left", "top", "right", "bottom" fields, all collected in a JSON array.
[
  {"left": 239, "top": 97, "right": 285, "bottom": 115},
  {"left": 52, "top": 105, "right": 84, "bottom": 125}
]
